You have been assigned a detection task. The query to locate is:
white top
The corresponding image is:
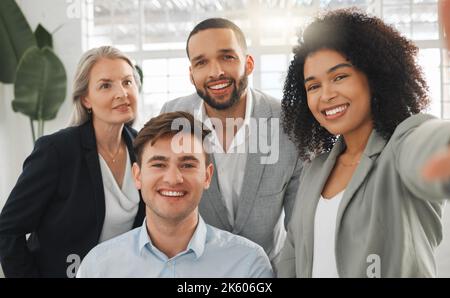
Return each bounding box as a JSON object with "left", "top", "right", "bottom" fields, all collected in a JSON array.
[
  {"left": 98, "top": 147, "right": 140, "bottom": 243},
  {"left": 195, "top": 90, "right": 253, "bottom": 226},
  {"left": 312, "top": 190, "right": 345, "bottom": 278}
]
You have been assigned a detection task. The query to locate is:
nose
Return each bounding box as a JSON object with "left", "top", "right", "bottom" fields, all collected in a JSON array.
[
  {"left": 163, "top": 165, "right": 183, "bottom": 185},
  {"left": 208, "top": 60, "right": 225, "bottom": 79},
  {"left": 115, "top": 84, "right": 128, "bottom": 99},
  {"left": 320, "top": 83, "right": 337, "bottom": 103}
]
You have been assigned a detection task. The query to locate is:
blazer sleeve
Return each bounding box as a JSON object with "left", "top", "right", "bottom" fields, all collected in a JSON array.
[
  {"left": 282, "top": 157, "right": 303, "bottom": 228},
  {"left": 159, "top": 102, "right": 168, "bottom": 114},
  {"left": 396, "top": 118, "right": 450, "bottom": 202},
  {"left": 0, "top": 136, "right": 60, "bottom": 277}
]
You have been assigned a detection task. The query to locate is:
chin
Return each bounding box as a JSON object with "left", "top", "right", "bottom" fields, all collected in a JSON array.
[
  {"left": 322, "top": 125, "right": 346, "bottom": 136},
  {"left": 118, "top": 114, "right": 135, "bottom": 124}
]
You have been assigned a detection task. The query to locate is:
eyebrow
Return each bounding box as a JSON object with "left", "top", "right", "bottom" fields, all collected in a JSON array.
[
  {"left": 191, "top": 54, "right": 205, "bottom": 63},
  {"left": 146, "top": 155, "right": 200, "bottom": 163},
  {"left": 218, "top": 48, "right": 236, "bottom": 54},
  {"left": 191, "top": 49, "right": 237, "bottom": 63},
  {"left": 96, "top": 75, "right": 133, "bottom": 84},
  {"left": 304, "top": 63, "right": 353, "bottom": 84},
  {"left": 179, "top": 155, "right": 200, "bottom": 163},
  {"left": 146, "top": 155, "right": 168, "bottom": 163}
]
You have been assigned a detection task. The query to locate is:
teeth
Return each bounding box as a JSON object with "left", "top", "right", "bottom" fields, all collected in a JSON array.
[
  {"left": 209, "top": 82, "right": 231, "bottom": 90},
  {"left": 325, "top": 105, "right": 347, "bottom": 116},
  {"left": 160, "top": 191, "right": 185, "bottom": 197}
]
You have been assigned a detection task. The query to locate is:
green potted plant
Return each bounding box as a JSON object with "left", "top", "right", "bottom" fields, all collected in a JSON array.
[{"left": 0, "top": 0, "right": 67, "bottom": 143}]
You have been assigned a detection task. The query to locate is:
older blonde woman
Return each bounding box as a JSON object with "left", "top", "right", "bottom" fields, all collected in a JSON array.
[{"left": 0, "top": 46, "right": 145, "bottom": 277}]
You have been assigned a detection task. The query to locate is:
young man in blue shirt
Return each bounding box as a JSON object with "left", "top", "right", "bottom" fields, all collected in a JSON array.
[{"left": 77, "top": 111, "right": 273, "bottom": 277}]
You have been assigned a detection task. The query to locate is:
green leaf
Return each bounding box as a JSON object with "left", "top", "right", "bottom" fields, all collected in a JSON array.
[
  {"left": 0, "top": 0, "right": 36, "bottom": 83},
  {"left": 12, "top": 46, "right": 67, "bottom": 121},
  {"left": 35, "top": 24, "right": 53, "bottom": 49}
]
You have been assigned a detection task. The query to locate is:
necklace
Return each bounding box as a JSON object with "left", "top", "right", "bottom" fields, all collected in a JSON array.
[{"left": 99, "top": 143, "right": 122, "bottom": 163}]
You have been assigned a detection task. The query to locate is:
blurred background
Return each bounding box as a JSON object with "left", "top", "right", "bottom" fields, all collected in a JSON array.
[{"left": 0, "top": 0, "right": 449, "bottom": 277}]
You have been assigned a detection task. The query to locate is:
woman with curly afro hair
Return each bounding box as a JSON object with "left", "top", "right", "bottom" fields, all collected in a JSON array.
[{"left": 276, "top": 9, "right": 450, "bottom": 277}]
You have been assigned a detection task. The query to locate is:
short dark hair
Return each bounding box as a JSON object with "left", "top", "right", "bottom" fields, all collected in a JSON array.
[
  {"left": 186, "top": 18, "right": 248, "bottom": 58},
  {"left": 282, "top": 9, "right": 429, "bottom": 161},
  {"left": 133, "top": 111, "right": 212, "bottom": 166}
]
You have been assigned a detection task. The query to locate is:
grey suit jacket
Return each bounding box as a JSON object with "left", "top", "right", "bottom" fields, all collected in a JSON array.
[
  {"left": 277, "top": 114, "right": 450, "bottom": 277},
  {"left": 160, "top": 89, "right": 302, "bottom": 261}
]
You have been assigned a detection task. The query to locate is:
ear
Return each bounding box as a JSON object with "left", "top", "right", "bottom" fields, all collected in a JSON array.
[
  {"left": 132, "top": 162, "right": 142, "bottom": 190},
  {"left": 81, "top": 96, "right": 92, "bottom": 109},
  {"left": 189, "top": 66, "right": 194, "bottom": 85},
  {"left": 204, "top": 163, "right": 214, "bottom": 190},
  {"left": 245, "top": 54, "right": 255, "bottom": 76}
]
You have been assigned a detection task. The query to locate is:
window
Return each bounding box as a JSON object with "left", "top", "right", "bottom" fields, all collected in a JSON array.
[{"left": 83, "top": 0, "right": 448, "bottom": 126}]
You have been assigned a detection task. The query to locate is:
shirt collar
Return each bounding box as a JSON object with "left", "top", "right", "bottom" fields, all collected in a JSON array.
[{"left": 138, "top": 215, "right": 207, "bottom": 260}]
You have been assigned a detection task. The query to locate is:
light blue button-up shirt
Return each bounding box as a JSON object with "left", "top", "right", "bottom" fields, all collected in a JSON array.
[{"left": 77, "top": 216, "right": 273, "bottom": 278}]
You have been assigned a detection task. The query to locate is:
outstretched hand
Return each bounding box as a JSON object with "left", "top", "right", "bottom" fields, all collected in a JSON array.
[
  {"left": 426, "top": 1, "right": 450, "bottom": 181},
  {"left": 440, "top": 0, "right": 450, "bottom": 49},
  {"left": 422, "top": 146, "right": 450, "bottom": 181}
]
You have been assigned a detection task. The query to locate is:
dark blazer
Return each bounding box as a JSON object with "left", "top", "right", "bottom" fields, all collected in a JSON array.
[{"left": 0, "top": 120, "right": 145, "bottom": 278}]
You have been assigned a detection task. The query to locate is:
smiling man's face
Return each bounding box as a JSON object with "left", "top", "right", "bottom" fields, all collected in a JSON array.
[
  {"left": 132, "top": 133, "right": 213, "bottom": 224},
  {"left": 188, "top": 28, "right": 254, "bottom": 110}
]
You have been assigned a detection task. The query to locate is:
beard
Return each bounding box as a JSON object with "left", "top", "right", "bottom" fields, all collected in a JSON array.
[{"left": 194, "top": 73, "right": 248, "bottom": 110}]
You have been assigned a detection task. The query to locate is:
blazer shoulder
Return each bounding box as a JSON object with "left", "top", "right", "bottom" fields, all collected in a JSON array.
[
  {"left": 162, "top": 93, "right": 202, "bottom": 113},
  {"left": 35, "top": 125, "right": 81, "bottom": 148},
  {"left": 252, "top": 89, "right": 282, "bottom": 117},
  {"left": 391, "top": 113, "right": 436, "bottom": 140}
]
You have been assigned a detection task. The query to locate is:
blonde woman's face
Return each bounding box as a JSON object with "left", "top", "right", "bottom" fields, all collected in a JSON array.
[{"left": 82, "top": 58, "right": 138, "bottom": 126}]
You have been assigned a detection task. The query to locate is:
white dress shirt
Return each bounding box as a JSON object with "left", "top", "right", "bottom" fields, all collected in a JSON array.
[
  {"left": 195, "top": 91, "right": 253, "bottom": 226},
  {"left": 98, "top": 147, "right": 140, "bottom": 242},
  {"left": 312, "top": 190, "right": 345, "bottom": 278}
]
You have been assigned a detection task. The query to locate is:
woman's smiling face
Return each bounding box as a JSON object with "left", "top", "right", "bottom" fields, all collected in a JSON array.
[{"left": 304, "top": 49, "right": 373, "bottom": 137}]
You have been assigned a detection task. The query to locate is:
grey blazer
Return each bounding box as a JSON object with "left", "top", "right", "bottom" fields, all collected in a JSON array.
[
  {"left": 277, "top": 114, "right": 450, "bottom": 277},
  {"left": 160, "top": 89, "right": 302, "bottom": 260}
]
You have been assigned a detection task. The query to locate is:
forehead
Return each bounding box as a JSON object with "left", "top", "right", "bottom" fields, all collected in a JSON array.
[
  {"left": 90, "top": 58, "right": 133, "bottom": 78},
  {"left": 304, "top": 49, "right": 349, "bottom": 77},
  {"left": 142, "top": 133, "right": 206, "bottom": 160},
  {"left": 188, "top": 28, "right": 244, "bottom": 58}
]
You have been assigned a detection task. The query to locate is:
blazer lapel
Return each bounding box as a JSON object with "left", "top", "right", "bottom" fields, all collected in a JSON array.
[
  {"left": 301, "top": 131, "right": 387, "bottom": 276},
  {"left": 233, "top": 90, "right": 273, "bottom": 234},
  {"left": 201, "top": 155, "right": 233, "bottom": 230},
  {"left": 335, "top": 130, "right": 387, "bottom": 230},
  {"left": 80, "top": 120, "right": 105, "bottom": 240},
  {"left": 301, "top": 139, "right": 344, "bottom": 276}
]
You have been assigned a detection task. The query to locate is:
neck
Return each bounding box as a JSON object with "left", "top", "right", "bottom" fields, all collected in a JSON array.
[
  {"left": 93, "top": 118, "right": 124, "bottom": 151},
  {"left": 145, "top": 209, "right": 198, "bottom": 258},
  {"left": 342, "top": 120, "right": 373, "bottom": 157},
  {"left": 204, "top": 91, "right": 248, "bottom": 151}
]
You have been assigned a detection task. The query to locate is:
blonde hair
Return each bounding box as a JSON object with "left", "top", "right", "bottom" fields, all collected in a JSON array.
[{"left": 69, "top": 46, "right": 141, "bottom": 126}]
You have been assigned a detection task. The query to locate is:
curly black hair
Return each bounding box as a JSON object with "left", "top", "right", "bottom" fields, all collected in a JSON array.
[{"left": 282, "top": 9, "right": 429, "bottom": 161}]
